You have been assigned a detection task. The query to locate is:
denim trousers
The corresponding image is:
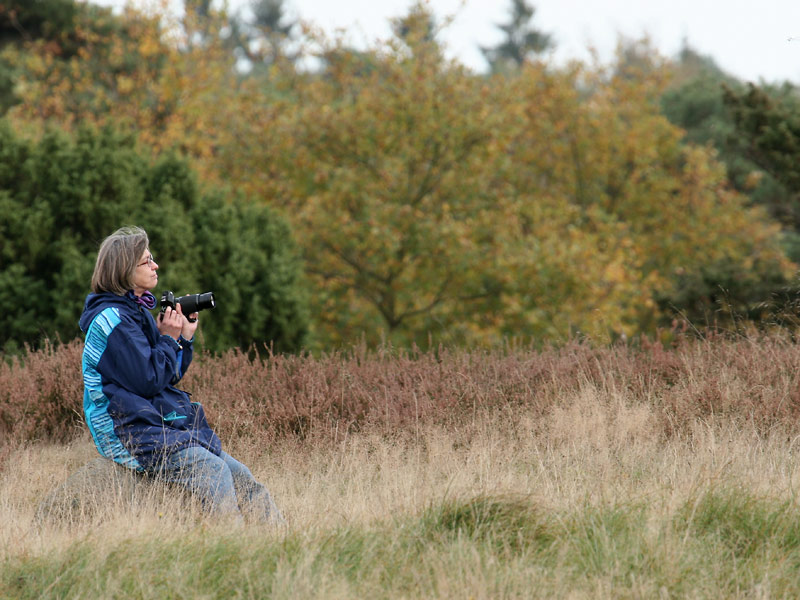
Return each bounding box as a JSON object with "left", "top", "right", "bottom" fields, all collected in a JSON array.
[{"left": 156, "top": 445, "right": 283, "bottom": 524}]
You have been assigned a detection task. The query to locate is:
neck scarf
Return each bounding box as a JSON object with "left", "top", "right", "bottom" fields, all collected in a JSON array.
[{"left": 128, "top": 290, "right": 157, "bottom": 310}]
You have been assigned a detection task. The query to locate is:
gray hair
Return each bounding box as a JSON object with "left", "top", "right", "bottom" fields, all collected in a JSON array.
[{"left": 91, "top": 226, "right": 150, "bottom": 295}]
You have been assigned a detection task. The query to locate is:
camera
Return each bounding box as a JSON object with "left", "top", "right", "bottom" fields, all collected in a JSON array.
[{"left": 160, "top": 291, "right": 216, "bottom": 323}]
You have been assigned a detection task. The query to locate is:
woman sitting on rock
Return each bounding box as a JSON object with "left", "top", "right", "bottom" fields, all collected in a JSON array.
[{"left": 79, "top": 225, "right": 282, "bottom": 524}]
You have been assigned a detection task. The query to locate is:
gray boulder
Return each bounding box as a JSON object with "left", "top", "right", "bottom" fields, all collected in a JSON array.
[{"left": 35, "top": 458, "right": 185, "bottom": 524}]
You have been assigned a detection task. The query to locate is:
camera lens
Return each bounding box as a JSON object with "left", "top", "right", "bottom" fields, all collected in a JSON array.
[
  {"left": 196, "top": 292, "right": 215, "bottom": 310},
  {"left": 177, "top": 292, "right": 215, "bottom": 314}
]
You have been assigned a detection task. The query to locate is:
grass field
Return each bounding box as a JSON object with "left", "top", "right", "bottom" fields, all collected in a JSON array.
[{"left": 4, "top": 374, "right": 800, "bottom": 599}]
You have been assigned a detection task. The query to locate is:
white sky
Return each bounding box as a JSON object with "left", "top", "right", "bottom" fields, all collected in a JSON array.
[{"left": 92, "top": 0, "right": 800, "bottom": 84}]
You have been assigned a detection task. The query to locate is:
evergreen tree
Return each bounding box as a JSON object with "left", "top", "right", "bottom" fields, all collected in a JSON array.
[
  {"left": 724, "top": 82, "right": 800, "bottom": 191},
  {"left": 0, "top": 122, "right": 308, "bottom": 354},
  {"left": 480, "top": 0, "right": 553, "bottom": 73},
  {"left": 661, "top": 45, "right": 800, "bottom": 260},
  {"left": 228, "top": 0, "right": 299, "bottom": 73},
  {"left": 722, "top": 81, "right": 800, "bottom": 262},
  {"left": 0, "top": 0, "right": 78, "bottom": 45}
]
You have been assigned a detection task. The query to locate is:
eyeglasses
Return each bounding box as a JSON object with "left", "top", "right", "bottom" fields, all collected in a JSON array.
[{"left": 137, "top": 254, "right": 156, "bottom": 268}]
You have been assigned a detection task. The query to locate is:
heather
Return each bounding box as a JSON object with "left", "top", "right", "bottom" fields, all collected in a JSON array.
[{"left": 3, "top": 333, "right": 800, "bottom": 454}]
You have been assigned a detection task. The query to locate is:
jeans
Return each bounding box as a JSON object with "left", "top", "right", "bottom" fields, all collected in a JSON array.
[{"left": 156, "top": 446, "right": 284, "bottom": 524}]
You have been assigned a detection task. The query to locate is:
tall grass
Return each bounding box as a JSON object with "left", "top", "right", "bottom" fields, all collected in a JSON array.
[{"left": 3, "top": 333, "right": 800, "bottom": 596}]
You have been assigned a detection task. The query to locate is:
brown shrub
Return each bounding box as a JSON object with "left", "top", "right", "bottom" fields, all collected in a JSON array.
[
  {"left": 656, "top": 334, "right": 800, "bottom": 435},
  {"left": 0, "top": 340, "right": 85, "bottom": 447},
  {"left": 3, "top": 333, "right": 800, "bottom": 459}
]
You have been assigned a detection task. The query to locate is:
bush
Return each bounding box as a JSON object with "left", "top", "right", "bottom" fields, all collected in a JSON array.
[
  {"left": 0, "top": 121, "right": 308, "bottom": 353},
  {"left": 5, "top": 333, "right": 800, "bottom": 455},
  {"left": 0, "top": 340, "right": 84, "bottom": 447}
]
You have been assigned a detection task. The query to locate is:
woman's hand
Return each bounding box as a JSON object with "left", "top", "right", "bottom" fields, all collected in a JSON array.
[{"left": 157, "top": 306, "right": 184, "bottom": 341}]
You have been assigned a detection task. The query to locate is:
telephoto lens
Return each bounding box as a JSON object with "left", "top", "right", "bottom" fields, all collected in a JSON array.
[
  {"left": 160, "top": 291, "right": 216, "bottom": 322},
  {"left": 177, "top": 292, "right": 215, "bottom": 314}
]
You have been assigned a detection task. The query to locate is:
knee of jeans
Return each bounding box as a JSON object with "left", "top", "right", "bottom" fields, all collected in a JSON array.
[
  {"left": 205, "top": 458, "right": 234, "bottom": 483},
  {"left": 176, "top": 452, "right": 232, "bottom": 488}
]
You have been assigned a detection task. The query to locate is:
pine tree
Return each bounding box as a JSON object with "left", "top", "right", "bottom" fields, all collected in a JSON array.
[
  {"left": 0, "top": 123, "right": 308, "bottom": 353},
  {"left": 480, "top": 0, "right": 553, "bottom": 73}
]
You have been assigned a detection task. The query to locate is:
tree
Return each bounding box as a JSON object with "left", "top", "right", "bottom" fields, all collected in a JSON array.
[
  {"left": 0, "top": 0, "right": 78, "bottom": 45},
  {"left": 278, "top": 9, "right": 507, "bottom": 346},
  {"left": 0, "top": 0, "right": 84, "bottom": 113},
  {"left": 1, "top": 0, "right": 249, "bottom": 181},
  {"left": 215, "top": 10, "right": 792, "bottom": 346},
  {"left": 480, "top": 0, "right": 553, "bottom": 74},
  {"left": 660, "top": 44, "right": 800, "bottom": 260},
  {"left": 229, "top": 0, "right": 299, "bottom": 73},
  {"left": 723, "top": 82, "right": 800, "bottom": 191},
  {"left": 722, "top": 80, "right": 800, "bottom": 261},
  {"left": 0, "top": 122, "right": 308, "bottom": 353},
  {"left": 487, "top": 53, "right": 794, "bottom": 337},
  {"left": 185, "top": 188, "right": 309, "bottom": 353},
  {"left": 5, "top": 1, "right": 792, "bottom": 348}
]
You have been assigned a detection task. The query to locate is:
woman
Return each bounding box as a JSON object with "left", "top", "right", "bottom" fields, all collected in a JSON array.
[{"left": 79, "top": 225, "right": 282, "bottom": 523}]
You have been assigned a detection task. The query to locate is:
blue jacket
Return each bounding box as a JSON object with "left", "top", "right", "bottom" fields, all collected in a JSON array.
[{"left": 79, "top": 292, "right": 221, "bottom": 471}]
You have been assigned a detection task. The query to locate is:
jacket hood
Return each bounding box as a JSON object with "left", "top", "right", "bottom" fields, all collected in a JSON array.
[{"left": 79, "top": 292, "right": 137, "bottom": 332}]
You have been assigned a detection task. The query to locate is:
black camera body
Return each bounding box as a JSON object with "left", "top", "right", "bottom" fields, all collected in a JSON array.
[{"left": 160, "top": 291, "right": 216, "bottom": 323}]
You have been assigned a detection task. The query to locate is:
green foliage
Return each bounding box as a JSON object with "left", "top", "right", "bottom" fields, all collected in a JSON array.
[
  {"left": 649, "top": 47, "right": 800, "bottom": 325},
  {"left": 0, "top": 0, "right": 79, "bottom": 45},
  {"left": 0, "top": 122, "right": 308, "bottom": 353},
  {"left": 723, "top": 81, "right": 800, "bottom": 192},
  {"left": 185, "top": 191, "right": 309, "bottom": 353},
  {"left": 0, "top": 121, "right": 145, "bottom": 352},
  {"left": 660, "top": 47, "right": 734, "bottom": 145},
  {"left": 655, "top": 255, "right": 793, "bottom": 329},
  {"left": 661, "top": 47, "right": 800, "bottom": 237},
  {"left": 723, "top": 82, "right": 800, "bottom": 268}
]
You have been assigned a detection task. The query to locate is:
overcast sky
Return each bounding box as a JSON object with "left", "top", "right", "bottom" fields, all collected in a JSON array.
[{"left": 92, "top": 0, "right": 800, "bottom": 84}]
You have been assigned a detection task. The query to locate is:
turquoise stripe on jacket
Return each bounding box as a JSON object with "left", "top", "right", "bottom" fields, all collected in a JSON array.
[{"left": 82, "top": 306, "right": 142, "bottom": 470}]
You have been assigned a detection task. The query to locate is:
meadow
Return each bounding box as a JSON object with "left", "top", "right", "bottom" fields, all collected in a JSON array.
[{"left": 3, "top": 334, "right": 800, "bottom": 598}]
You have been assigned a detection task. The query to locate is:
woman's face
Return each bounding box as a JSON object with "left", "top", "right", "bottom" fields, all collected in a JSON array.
[{"left": 131, "top": 248, "right": 159, "bottom": 296}]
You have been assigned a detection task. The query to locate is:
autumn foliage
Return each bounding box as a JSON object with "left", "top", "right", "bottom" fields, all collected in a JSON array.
[{"left": 1, "top": 1, "right": 796, "bottom": 349}]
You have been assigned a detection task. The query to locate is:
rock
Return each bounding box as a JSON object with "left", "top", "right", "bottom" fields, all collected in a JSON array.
[
  {"left": 35, "top": 458, "right": 173, "bottom": 524},
  {"left": 35, "top": 457, "right": 284, "bottom": 526}
]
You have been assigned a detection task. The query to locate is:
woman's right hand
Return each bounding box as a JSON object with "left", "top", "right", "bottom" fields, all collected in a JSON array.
[{"left": 157, "top": 306, "right": 183, "bottom": 341}]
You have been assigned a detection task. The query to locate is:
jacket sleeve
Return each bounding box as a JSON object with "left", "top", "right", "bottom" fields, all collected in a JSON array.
[
  {"left": 96, "top": 309, "right": 183, "bottom": 398},
  {"left": 176, "top": 335, "right": 194, "bottom": 381}
]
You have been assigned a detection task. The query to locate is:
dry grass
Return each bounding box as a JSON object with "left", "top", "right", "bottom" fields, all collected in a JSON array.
[
  {"left": 4, "top": 380, "right": 800, "bottom": 597},
  {"left": 4, "top": 334, "right": 800, "bottom": 596}
]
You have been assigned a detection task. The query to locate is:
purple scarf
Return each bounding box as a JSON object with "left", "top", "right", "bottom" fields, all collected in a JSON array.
[{"left": 127, "top": 290, "right": 157, "bottom": 310}]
